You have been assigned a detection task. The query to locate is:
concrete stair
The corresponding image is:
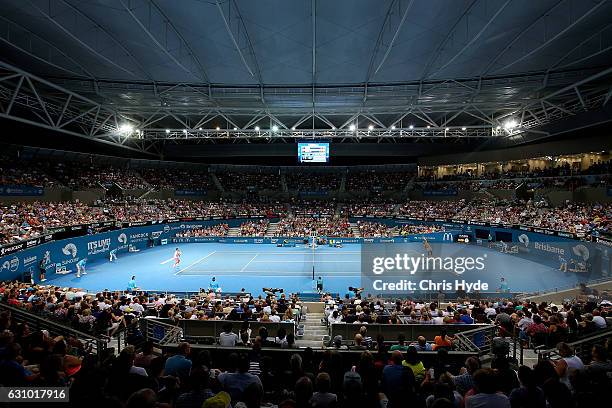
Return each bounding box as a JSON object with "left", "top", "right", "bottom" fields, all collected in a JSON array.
[
  {"left": 350, "top": 223, "right": 361, "bottom": 237},
  {"left": 296, "top": 312, "right": 328, "bottom": 348},
  {"left": 227, "top": 226, "right": 241, "bottom": 237},
  {"left": 265, "top": 222, "right": 279, "bottom": 236},
  {"left": 210, "top": 173, "right": 224, "bottom": 192}
]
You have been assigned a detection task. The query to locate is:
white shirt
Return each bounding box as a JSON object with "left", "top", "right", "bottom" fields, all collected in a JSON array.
[
  {"left": 219, "top": 332, "right": 239, "bottom": 347},
  {"left": 592, "top": 315, "right": 607, "bottom": 329},
  {"left": 269, "top": 314, "right": 281, "bottom": 322}
]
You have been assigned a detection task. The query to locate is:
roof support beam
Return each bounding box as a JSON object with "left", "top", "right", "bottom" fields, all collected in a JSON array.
[
  {"left": 494, "top": 0, "right": 606, "bottom": 73},
  {"left": 26, "top": 0, "right": 137, "bottom": 78},
  {"left": 428, "top": 0, "right": 512, "bottom": 79},
  {"left": 481, "top": 0, "right": 565, "bottom": 76},
  {"left": 215, "top": 0, "right": 264, "bottom": 87},
  {"left": 364, "top": 0, "right": 415, "bottom": 100},
  {"left": 420, "top": 1, "right": 477, "bottom": 80},
  {"left": 119, "top": 0, "right": 207, "bottom": 82}
]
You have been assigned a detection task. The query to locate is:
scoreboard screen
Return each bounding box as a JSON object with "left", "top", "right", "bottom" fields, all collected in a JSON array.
[{"left": 297, "top": 142, "right": 330, "bottom": 163}]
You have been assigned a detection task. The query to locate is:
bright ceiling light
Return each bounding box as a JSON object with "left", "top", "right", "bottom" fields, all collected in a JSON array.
[
  {"left": 118, "top": 124, "right": 133, "bottom": 134},
  {"left": 255, "top": 126, "right": 260, "bottom": 131},
  {"left": 165, "top": 129, "right": 170, "bottom": 134},
  {"left": 233, "top": 127, "right": 238, "bottom": 130},
  {"left": 426, "top": 125, "right": 431, "bottom": 129},
  {"left": 408, "top": 125, "right": 414, "bottom": 130},
  {"left": 445, "top": 127, "right": 450, "bottom": 131},
  {"left": 272, "top": 125, "right": 279, "bottom": 132},
  {"left": 199, "top": 127, "right": 203, "bottom": 131},
  {"left": 496, "top": 126, "right": 501, "bottom": 130},
  {"left": 368, "top": 125, "right": 374, "bottom": 130},
  {"left": 391, "top": 125, "right": 396, "bottom": 130},
  {"left": 215, "top": 126, "right": 220, "bottom": 131},
  {"left": 331, "top": 126, "right": 336, "bottom": 130},
  {"left": 461, "top": 127, "right": 467, "bottom": 130},
  {"left": 182, "top": 129, "right": 187, "bottom": 134},
  {"left": 349, "top": 124, "right": 356, "bottom": 131},
  {"left": 503, "top": 119, "right": 517, "bottom": 130}
]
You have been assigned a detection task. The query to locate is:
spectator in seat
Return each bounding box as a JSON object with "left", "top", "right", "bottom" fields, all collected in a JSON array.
[
  {"left": 134, "top": 340, "right": 155, "bottom": 371},
  {"left": 509, "top": 366, "right": 546, "bottom": 408},
  {"left": 450, "top": 356, "right": 480, "bottom": 395},
  {"left": 294, "top": 376, "right": 314, "bottom": 408},
  {"left": 465, "top": 368, "right": 510, "bottom": 408},
  {"left": 218, "top": 353, "right": 263, "bottom": 403},
  {"left": 390, "top": 333, "right": 409, "bottom": 351},
  {"left": 412, "top": 335, "right": 433, "bottom": 351},
  {"left": 382, "top": 350, "right": 416, "bottom": 408},
  {"left": 433, "top": 329, "right": 454, "bottom": 350},
  {"left": 554, "top": 342, "right": 584, "bottom": 391},
  {"left": 219, "top": 323, "right": 239, "bottom": 347},
  {"left": 310, "top": 372, "right": 337, "bottom": 408},
  {"left": 402, "top": 346, "right": 426, "bottom": 383},
  {"left": 164, "top": 342, "right": 192, "bottom": 381}
]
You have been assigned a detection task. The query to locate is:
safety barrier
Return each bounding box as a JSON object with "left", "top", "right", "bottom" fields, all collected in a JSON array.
[
  {"left": 0, "top": 302, "right": 110, "bottom": 362},
  {"left": 142, "top": 318, "right": 295, "bottom": 343},
  {"left": 535, "top": 327, "right": 612, "bottom": 363},
  {"left": 329, "top": 323, "right": 492, "bottom": 343}
]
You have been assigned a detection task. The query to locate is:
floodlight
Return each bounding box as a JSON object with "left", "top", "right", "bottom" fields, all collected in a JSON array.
[
  {"left": 272, "top": 125, "right": 279, "bottom": 132},
  {"left": 368, "top": 125, "right": 374, "bottom": 130},
  {"left": 349, "top": 124, "right": 356, "bottom": 131},
  {"left": 118, "top": 124, "right": 133, "bottom": 134},
  {"left": 165, "top": 129, "right": 170, "bottom": 134},
  {"left": 408, "top": 125, "right": 414, "bottom": 129},
  {"left": 255, "top": 126, "right": 260, "bottom": 131}
]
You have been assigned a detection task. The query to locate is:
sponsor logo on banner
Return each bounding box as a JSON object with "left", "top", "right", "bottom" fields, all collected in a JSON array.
[
  {"left": 118, "top": 233, "right": 128, "bottom": 244},
  {"left": 254, "top": 239, "right": 264, "bottom": 244},
  {"left": 163, "top": 225, "right": 170, "bottom": 233},
  {"left": 572, "top": 244, "right": 590, "bottom": 261},
  {"left": 151, "top": 231, "right": 163, "bottom": 239},
  {"left": 62, "top": 243, "right": 78, "bottom": 258},
  {"left": 1, "top": 256, "right": 19, "bottom": 272},
  {"left": 534, "top": 242, "right": 564, "bottom": 255},
  {"left": 23, "top": 255, "right": 37, "bottom": 268},
  {"left": 87, "top": 238, "right": 111, "bottom": 255},
  {"left": 443, "top": 233, "right": 453, "bottom": 241},
  {"left": 518, "top": 234, "right": 529, "bottom": 247}
]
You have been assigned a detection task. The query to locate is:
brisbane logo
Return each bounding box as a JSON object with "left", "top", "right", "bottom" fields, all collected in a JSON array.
[
  {"left": 62, "top": 243, "right": 78, "bottom": 258},
  {"left": 118, "top": 233, "right": 128, "bottom": 244},
  {"left": 1, "top": 256, "right": 19, "bottom": 272}
]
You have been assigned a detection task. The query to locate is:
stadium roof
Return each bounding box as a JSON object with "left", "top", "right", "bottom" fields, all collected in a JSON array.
[{"left": 0, "top": 0, "right": 611, "bottom": 154}]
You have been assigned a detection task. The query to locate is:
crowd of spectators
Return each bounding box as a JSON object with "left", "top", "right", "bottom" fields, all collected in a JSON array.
[
  {"left": 215, "top": 172, "right": 280, "bottom": 191},
  {"left": 175, "top": 224, "right": 230, "bottom": 238},
  {"left": 2, "top": 279, "right": 610, "bottom": 407},
  {"left": 346, "top": 170, "right": 415, "bottom": 191},
  {"left": 240, "top": 220, "right": 270, "bottom": 237},
  {"left": 356, "top": 222, "right": 445, "bottom": 238},
  {"left": 2, "top": 197, "right": 611, "bottom": 245},
  {"left": 275, "top": 217, "right": 353, "bottom": 238},
  {"left": 285, "top": 173, "right": 340, "bottom": 191}
]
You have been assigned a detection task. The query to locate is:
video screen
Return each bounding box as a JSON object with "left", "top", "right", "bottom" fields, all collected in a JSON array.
[{"left": 298, "top": 142, "right": 330, "bottom": 163}]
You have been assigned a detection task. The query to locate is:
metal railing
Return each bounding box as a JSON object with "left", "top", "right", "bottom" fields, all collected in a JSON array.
[
  {"left": 0, "top": 302, "right": 109, "bottom": 362},
  {"left": 140, "top": 318, "right": 183, "bottom": 346},
  {"left": 453, "top": 324, "right": 524, "bottom": 364},
  {"left": 536, "top": 327, "right": 612, "bottom": 363}
]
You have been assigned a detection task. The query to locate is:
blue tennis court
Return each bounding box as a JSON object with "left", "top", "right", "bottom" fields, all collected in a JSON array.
[{"left": 45, "top": 242, "right": 589, "bottom": 296}]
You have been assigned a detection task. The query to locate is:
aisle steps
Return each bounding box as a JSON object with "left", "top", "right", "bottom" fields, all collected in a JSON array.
[{"left": 296, "top": 312, "right": 328, "bottom": 348}]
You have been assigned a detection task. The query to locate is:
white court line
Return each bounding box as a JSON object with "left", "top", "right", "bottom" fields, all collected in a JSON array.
[
  {"left": 174, "top": 251, "right": 217, "bottom": 275},
  {"left": 240, "top": 253, "right": 259, "bottom": 272},
  {"left": 187, "top": 251, "right": 362, "bottom": 255},
  {"left": 251, "top": 260, "right": 359, "bottom": 263},
  {"left": 160, "top": 257, "right": 175, "bottom": 265}
]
